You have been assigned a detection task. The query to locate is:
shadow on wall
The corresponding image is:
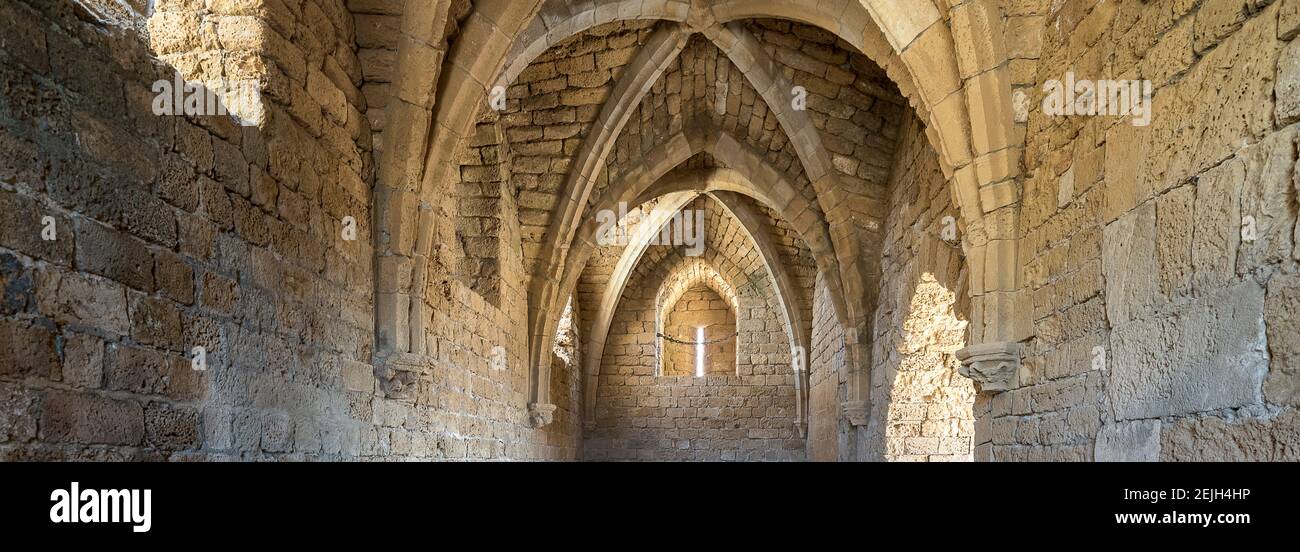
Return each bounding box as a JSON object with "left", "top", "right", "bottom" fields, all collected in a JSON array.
[
  {"left": 0, "top": 1, "right": 376, "bottom": 459},
  {"left": 0, "top": 0, "right": 586, "bottom": 461}
]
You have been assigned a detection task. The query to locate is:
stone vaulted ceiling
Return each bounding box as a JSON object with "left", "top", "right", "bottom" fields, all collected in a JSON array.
[{"left": 449, "top": 9, "right": 911, "bottom": 429}]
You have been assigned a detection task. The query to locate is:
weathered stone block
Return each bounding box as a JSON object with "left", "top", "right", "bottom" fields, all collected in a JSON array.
[
  {"left": 129, "top": 292, "right": 184, "bottom": 349},
  {"left": 0, "top": 191, "right": 74, "bottom": 265},
  {"left": 1265, "top": 272, "right": 1300, "bottom": 405},
  {"left": 1277, "top": 35, "right": 1300, "bottom": 123},
  {"left": 0, "top": 319, "right": 57, "bottom": 378},
  {"left": 1095, "top": 419, "right": 1161, "bottom": 461},
  {"left": 35, "top": 270, "right": 130, "bottom": 337},
  {"left": 154, "top": 250, "right": 196, "bottom": 305},
  {"left": 75, "top": 220, "right": 155, "bottom": 292},
  {"left": 1192, "top": 158, "right": 1244, "bottom": 293},
  {"left": 1238, "top": 127, "right": 1297, "bottom": 274},
  {"left": 40, "top": 390, "right": 144, "bottom": 446},
  {"left": 249, "top": 165, "right": 279, "bottom": 211},
  {"left": 1156, "top": 184, "right": 1196, "bottom": 302},
  {"left": 177, "top": 212, "right": 217, "bottom": 261},
  {"left": 61, "top": 332, "right": 105, "bottom": 388},
  {"left": 0, "top": 0, "right": 49, "bottom": 73},
  {"left": 0, "top": 382, "right": 39, "bottom": 443},
  {"left": 232, "top": 195, "right": 271, "bottom": 246},
  {"left": 1141, "top": 17, "right": 1194, "bottom": 86},
  {"left": 1161, "top": 408, "right": 1300, "bottom": 460},
  {"left": 1103, "top": 201, "right": 1159, "bottom": 325},
  {"left": 342, "top": 359, "right": 375, "bottom": 393},
  {"left": 261, "top": 411, "right": 293, "bottom": 452},
  {"left": 1282, "top": 0, "right": 1300, "bottom": 39},
  {"left": 105, "top": 344, "right": 205, "bottom": 400},
  {"left": 0, "top": 253, "right": 33, "bottom": 316},
  {"left": 156, "top": 155, "right": 201, "bottom": 212},
  {"left": 147, "top": 10, "right": 202, "bottom": 54},
  {"left": 1111, "top": 281, "right": 1267, "bottom": 420},
  {"left": 213, "top": 137, "right": 251, "bottom": 197},
  {"left": 1193, "top": 0, "right": 1259, "bottom": 53},
  {"left": 145, "top": 401, "right": 201, "bottom": 450},
  {"left": 1102, "top": 122, "right": 1151, "bottom": 223}
]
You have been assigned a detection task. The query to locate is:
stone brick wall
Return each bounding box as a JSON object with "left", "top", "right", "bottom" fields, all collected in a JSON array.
[
  {"left": 0, "top": 0, "right": 377, "bottom": 460},
  {"left": 455, "top": 113, "right": 516, "bottom": 305},
  {"left": 742, "top": 19, "right": 905, "bottom": 232},
  {"left": 502, "top": 20, "right": 659, "bottom": 273},
  {"left": 806, "top": 273, "right": 846, "bottom": 461},
  {"left": 0, "top": 0, "right": 581, "bottom": 461},
  {"left": 582, "top": 195, "right": 805, "bottom": 461},
  {"left": 863, "top": 116, "right": 976, "bottom": 462},
  {"left": 1004, "top": 0, "right": 1300, "bottom": 461}
]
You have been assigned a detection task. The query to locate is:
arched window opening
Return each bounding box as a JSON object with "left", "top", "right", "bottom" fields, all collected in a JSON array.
[{"left": 660, "top": 284, "right": 737, "bottom": 377}]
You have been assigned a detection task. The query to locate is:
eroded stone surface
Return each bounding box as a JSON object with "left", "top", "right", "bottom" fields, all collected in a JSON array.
[
  {"left": 1110, "top": 282, "right": 1267, "bottom": 420},
  {"left": 1095, "top": 419, "right": 1161, "bottom": 462},
  {"left": 1160, "top": 409, "right": 1300, "bottom": 461}
]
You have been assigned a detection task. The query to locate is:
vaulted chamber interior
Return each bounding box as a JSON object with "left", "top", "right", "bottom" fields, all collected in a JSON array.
[{"left": 1, "top": 0, "right": 1297, "bottom": 462}]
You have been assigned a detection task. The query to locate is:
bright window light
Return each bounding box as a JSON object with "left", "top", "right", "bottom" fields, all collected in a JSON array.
[{"left": 695, "top": 326, "right": 705, "bottom": 377}]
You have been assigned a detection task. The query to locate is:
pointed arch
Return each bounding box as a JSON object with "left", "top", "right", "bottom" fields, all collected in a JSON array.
[
  {"left": 530, "top": 124, "right": 837, "bottom": 425},
  {"left": 577, "top": 171, "right": 813, "bottom": 431},
  {"left": 380, "top": 0, "right": 1026, "bottom": 428}
]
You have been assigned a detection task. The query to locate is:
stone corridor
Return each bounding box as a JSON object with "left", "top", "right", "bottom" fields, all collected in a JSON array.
[{"left": 0, "top": 0, "right": 1298, "bottom": 461}]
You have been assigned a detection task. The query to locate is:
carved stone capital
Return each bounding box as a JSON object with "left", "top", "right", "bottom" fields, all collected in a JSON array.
[
  {"left": 376, "top": 353, "right": 424, "bottom": 400},
  {"left": 840, "top": 400, "right": 869, "bottom": 426},
  {"left": 957, "top": 341, "right": 1022, "bottom": 392},
  {"left": 528, "top": 403, "right": 557, "bottom": 428}
]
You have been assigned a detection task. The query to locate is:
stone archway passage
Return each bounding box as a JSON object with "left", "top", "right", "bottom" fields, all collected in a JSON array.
[
  {"left": 377, "top": 0, "right": 1027, "bottom": 432},
  {"left": 578, "top": 169, "right": 814, "bottom": 433},
  {"left": 548, "top": 128, "right": 835, "bottom": 431},
  {"left": 11, "top": 0, "right": 1300, "bottom": 464}
]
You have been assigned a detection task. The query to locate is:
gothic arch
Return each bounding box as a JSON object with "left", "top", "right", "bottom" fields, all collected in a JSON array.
[
  {"left": 529, "top": 125, "right": 842, "bottom": 419},
  {"left": 578, "top": 176, "right": 812, "bottom": 432},
  {"left": 379, "top": 0, "right": 1026, "bottom": 428}
]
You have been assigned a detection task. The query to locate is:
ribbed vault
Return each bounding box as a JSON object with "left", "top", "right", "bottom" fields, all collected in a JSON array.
[{"left": 374, "top": 0, "right": 1023, "bottom": 439}]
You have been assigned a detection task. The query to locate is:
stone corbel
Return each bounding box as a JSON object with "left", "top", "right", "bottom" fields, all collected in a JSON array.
[
  {"left": 528, "top": 403, "right": 557, "bottom": 428},
  {"left": 376, "top": 353, "right": 425, "bottom": 400},
  {"left": 956, "top": 341, "right": 1022, "bottom": 392},
  {"left": 840, "top": 400, "right": 869, "bottom": 426}
]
